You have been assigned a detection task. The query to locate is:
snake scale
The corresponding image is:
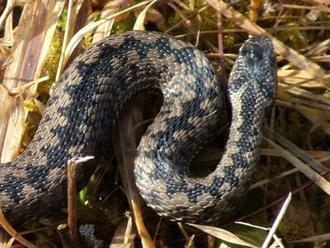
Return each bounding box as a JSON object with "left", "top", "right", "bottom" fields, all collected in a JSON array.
[{"left": 0, "top": 31, "right": 276, "bottom": 225}]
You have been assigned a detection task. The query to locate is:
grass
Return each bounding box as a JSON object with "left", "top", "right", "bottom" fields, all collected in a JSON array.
[{"left": 0, "top": 0, "right": 329, "bottom": 247}]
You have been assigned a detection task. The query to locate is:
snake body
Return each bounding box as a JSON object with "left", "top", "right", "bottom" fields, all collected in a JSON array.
[{"left": 0, "top": 31, "right": 276, "bottom": 225}]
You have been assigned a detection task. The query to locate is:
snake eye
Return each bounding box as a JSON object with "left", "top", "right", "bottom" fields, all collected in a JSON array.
[{"left": 240, "top": 42, "right": 264, "bottom": 65}]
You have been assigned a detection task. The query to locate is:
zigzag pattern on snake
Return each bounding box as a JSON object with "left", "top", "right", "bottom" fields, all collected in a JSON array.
[{"left": 0, "top": 31, "right": 277, "bottom": 225}]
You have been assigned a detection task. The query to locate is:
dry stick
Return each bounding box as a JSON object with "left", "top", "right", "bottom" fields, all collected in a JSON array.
[
  {"left": 112, "top": 99, "right": 155, "bottom": 248},
  {"left": 175, "top": 26, "right": 330, "bottom": 36},
  {"left": 0, "top": 210, "right": 37, "bottom": 248},
  {"left": 207, "top": 234, "right": 216, "bottom": 248},
  {"left": 0, "top": 0, "right": 14, "bottom": 28},
  {"left": 261, "top": 192, "right": 292, "bottom": 248},
  {"left": 55, "top": 0, "right": 74, "bottom": 81},
  {"left": 215, "top": 0, "right": 227, "bottom": 85},
  {"left": 194, "top": 148, "right": 330, "bottom": 163},
  {"left": 206, "top": 0, "right": 328, "bottom": 87},
  {"left": 67, "top": 156, "right": 94, "bottom": 247},
  {"left": 167, "top": 2, "right": 195, "bottom": 32},
  {"left": 266, "top": 128, "right": 328, "bottom": 172},
  {"left": 177, "top": 222, "right": 190, "bottom": 241},
  {"left": 67, "top": 159, "right": 78, "bottom": 248},
  {"left": 230, "top": 167, "right": 330, "bottom": 225},
  {"left": 249, "top": 0, "right": 260, "bottom": 23},
  {"left": 250, "top": 167, "right": 299, "bottom": 190},
  {"left": 64, "top": 0, "right": 153, "bottom": 66},
  {"left": 261, "top": 148, "right": 330, "bottom": 160},
  {"left": 265, "top": 138, "right": 330, "bottom": 195},
  {"left": 164, "top": 5, "right": 209, "bottom": 34},
  {"left": 0, "top": 76, "right": 49, "bottom": 97},
  {"left": 168, "top": 1, "right": 214, "bottom": 50},
  {"left": 291, "top": 232, "right": 330, "bottom": 244}
]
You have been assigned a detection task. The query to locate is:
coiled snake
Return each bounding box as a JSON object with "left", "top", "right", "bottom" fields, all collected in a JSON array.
[{"left": 0, "top": 31, "right": 276, "bottom": 225}]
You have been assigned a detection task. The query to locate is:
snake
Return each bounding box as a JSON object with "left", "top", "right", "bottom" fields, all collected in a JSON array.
[{"left": 0, "top": 31, "right": 277, "bottom": 226}]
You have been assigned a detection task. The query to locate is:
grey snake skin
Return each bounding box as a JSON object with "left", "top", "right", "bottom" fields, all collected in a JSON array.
[{"left": 0, "top": 31, "right": 276, "bottom": 225}]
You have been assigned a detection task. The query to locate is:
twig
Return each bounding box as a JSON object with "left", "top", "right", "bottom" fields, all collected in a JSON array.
[
  {"left": 249, "top": 0, "right": 260, "bottom": 23},
  {"left": 215, "top": 0, "right": 227, "bottom": 85},
  {"left": 55, "top": 0, "right": 74, "bottom": 80},
  {"left": 0, "top": 212, "right": 63, "bottom": 245},
  {"left": 265, "top": 138, "right": 330, "bottom": 195},
  {"left": 67, "top": 156, "right": 94, "bottom": 247},
  {"left": 291, "top": 232, "right": 330, "bottom": 243},
  {"left": 0, "top": 210, "right": 36, "bottom": 248},
  {"left": 261, "top": 192, "right": 292, "bottom": 248},
  {"left": 111, "top": 98, "right": 155, "bottom": 248},
  {"left": 231, "top": 167, "right": 330, "bottom": 225},
  {"left": 0, "top": 76, "right": 49, "bottom": 97},
  {"left": 206, "top": 0, "right": 328, "bottom": 87},
  {"left": 0, "top": 0, "right": 14, "bottom": 28},
  {"left": 266, "top": 128, "right": 328, "bottom": 172},
  {"left": 64, "top": 0, "right": 154, "bottom": 66}
]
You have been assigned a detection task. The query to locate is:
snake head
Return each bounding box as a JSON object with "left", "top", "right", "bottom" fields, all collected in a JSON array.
[{"left": 230, "top": 35, "right": 277, "bottom": 107}]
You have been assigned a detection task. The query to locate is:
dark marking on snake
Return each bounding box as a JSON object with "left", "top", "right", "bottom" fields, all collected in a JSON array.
[{"left": 0, "top": 31, "right": 276, "bottom": 225}]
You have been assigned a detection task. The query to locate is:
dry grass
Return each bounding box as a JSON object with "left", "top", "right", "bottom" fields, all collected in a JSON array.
[{"left": 0, "top": 0, "right": 329, "bottom": 247}]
